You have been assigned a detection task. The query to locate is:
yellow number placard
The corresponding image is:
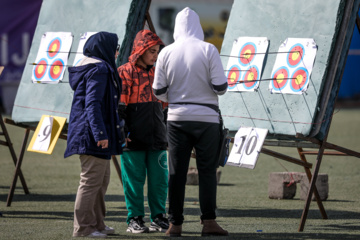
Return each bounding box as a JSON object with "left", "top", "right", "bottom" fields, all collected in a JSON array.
[{"left": 27, "top": 115, "right": 66, "bottom": 154}]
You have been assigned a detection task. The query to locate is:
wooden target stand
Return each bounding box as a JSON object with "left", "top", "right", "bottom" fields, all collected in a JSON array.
[
  {"left": 0, "top": 67, "right": 30, "bottom": 202},
  {"left": 238, "top": 4, "right": 360, "bottom": 232},
  {"left": 4, "top": 4, "right": 156, "bottom": 207}
]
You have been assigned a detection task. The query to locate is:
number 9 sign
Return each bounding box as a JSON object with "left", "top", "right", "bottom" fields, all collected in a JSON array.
[{"left": 227, "top": 127, "right": 268, "bottom": 169}]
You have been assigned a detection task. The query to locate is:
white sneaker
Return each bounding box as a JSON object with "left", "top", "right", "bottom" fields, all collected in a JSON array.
[
  {"left": 100, "top": 226, "right": 115, "bottom": 234},
  {"left": 86, "top": 230, "right": 107, "bottom": 238}
]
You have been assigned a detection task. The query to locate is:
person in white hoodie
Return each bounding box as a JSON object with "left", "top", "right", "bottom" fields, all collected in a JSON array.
[{"left": 153, "top": 7, "right": 228, "bottom": 237}]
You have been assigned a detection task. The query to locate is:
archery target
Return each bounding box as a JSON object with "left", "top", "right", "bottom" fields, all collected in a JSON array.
[
  {"left": 290, "top": 67, "right": 308, "bottom": 92},
  {"left": 287, "top": 43, "right": 304, "bottom": 68},
  {"left": 242, "top": 66, "right": 259, "bottom": 90},
  {"left": 239, "top": 42, "right": 256, "bottom": 66},
  {"left": 33, "top": 58, "right": 48, "bottom": 81},
  {"left": 47, "top": 37, "right": 62, "bottom": 59},
  {"left": 271, "top": 66, "right": 289, "bottom": 91},
  {"left": 49, "top": 59, "right": 64, "bottom": 81},
  {"left": 225, "top": 37, "right": 268, "bottom": 92},
  {"left": 227, "top": 65, "right": 241, "bottom": 90},
  {"left": 32, "top": 32, "right": 73, "bottom": 83},
  {"left": 269, "top": 38, "right": 317, "bottom": 94}
]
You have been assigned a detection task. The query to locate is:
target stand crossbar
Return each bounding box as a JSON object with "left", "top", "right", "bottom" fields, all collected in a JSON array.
[{"left": 257, "top": 135, "right": 360, "bottom": 232}]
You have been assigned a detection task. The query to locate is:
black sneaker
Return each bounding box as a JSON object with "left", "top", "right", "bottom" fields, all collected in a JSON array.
[
  {"left": 126, "top": 216, "right": 149, "bottom": 233},
  {"left": 149, "top": 214, "right": 169, "bottom": 232}
]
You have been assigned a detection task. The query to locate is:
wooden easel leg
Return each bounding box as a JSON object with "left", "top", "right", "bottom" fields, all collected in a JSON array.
[
  {"left": 297, "top": 147, "right": 328, "bottom": 219},
  {"left": 298, "top": 142, "right": 327, "bottom": 231},
  {"left": 6, "top": 128, "right": 31, "bottom": 207},
  {"left": 111, "top": 155, "right": 123, "bottom": 186},
  {"left": 0, "top": 115, "right": 29, "bottom": 194}
]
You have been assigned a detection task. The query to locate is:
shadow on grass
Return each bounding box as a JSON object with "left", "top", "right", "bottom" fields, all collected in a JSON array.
[
  {"left": 216, "top": 208, "right": 360, "bottom": 220},
  {"left": 104, "top": 232, "right": 360, "bottom": 239},
  {"left": 1, "top": 209, "right": 129, "bottom": 222},
  {"left": 0, "top": 193, "right": 125, "bottom": 203}
]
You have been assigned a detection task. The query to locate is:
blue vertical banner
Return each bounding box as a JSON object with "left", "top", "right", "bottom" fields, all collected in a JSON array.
[{"left": 0, "top": 0, "right": 42, "bottom": 81}]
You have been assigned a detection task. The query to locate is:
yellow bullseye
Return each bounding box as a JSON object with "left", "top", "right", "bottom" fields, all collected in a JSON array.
[
  {"left": 292, "top": 51, "right": 300, "bottom": 61},
  {"left": 51, "top": 44, "right": 58, "bottom": 53},
  {"left": 53, "top": 65, "right": 60, "bottom": 75},
  {"left": 295, "top": 74, "right": 303, "bottom": 85},
  {"left": 243, "top": 49, "right": 252, "bottom": 59},
  {"left": 230, "top": 72, "right": 237, "bottom": 82},
  {"left": 276, "top": 73, "right": 285, "bottom": 84},
  {"left": 247, "top": 72, "right": 254, "bottom": 81},
  {"left": 38, "top": 65, "right": 44, "bottom": 74}
]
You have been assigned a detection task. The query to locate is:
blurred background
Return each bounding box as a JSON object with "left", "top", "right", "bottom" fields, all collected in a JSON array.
[{"left": 0, "top": 0, "right": 359, "bottom": 115}]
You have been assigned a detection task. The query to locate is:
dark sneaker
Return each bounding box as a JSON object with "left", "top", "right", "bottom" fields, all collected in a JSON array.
[
  {"left": 126, "top": 216, "right": 149, "bottom": 233},
  {"left": 149, "top": 214, "right": 169, "bottom": 232}
]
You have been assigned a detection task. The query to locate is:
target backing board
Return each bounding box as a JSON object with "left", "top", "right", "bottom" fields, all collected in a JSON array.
[
  {"left": 219, "top": 0, "right": 360, "bottom": 140},
  {"left": 269, "top": 38, "right": 317, "bottom": 94},
  {"left": 12, "top": 0, "right": 150, "bottom": 123},
  {"left": 72, "top": 32, "right": 98, "bottom": 66},
  {"left": 32, "top": 32, "right": 73, "bottom": 84},
  {"left": 226, "top": 37, "right": 269, "bottom": 92}
]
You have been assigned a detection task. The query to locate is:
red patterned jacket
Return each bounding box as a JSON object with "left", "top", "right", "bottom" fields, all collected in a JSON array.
[{"left": 117, "top": 30, "right": 167, "bottom": 150}]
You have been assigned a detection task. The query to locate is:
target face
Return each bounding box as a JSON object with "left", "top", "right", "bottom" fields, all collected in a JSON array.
[
  {"left": 33, "top": 58, "right": 48, "bottom": 81},
  {"left": 242, "top": 66, "right": 259, "bottom": 90},
  {"left": 290, "top": 67, "right": 308, "bottom": 92},
  {"left": 47, "top": 37, "right": 62, "bottom": 59},
  {"left": 227, "top": 65, "right": 241, "bottom": 89},
  {"left": 49, "top": 59, "right": 64, "bottom": 81},
  {"left": 287, "top": 43, "right": 304, "bottom": 68},
  {"left": 239, "top": 42, "right": 256, "bottom": 66},
  {"left": 271, "top": 66, "right": 289, "bottom": 91}
]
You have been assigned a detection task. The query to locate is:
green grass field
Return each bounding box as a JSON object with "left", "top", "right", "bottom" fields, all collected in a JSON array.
[{"left": 1, "top": 109, "right": 360, "bottom": 240}]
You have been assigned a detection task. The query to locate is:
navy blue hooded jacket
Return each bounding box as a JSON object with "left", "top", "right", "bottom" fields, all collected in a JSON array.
[{"left": 64, "top": 32, "right": 123, "bottom": 159}]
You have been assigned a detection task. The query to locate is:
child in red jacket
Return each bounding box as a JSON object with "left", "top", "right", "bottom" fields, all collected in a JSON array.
[{"left": 117, "top": 30, "right": 169, "bottom": 233}]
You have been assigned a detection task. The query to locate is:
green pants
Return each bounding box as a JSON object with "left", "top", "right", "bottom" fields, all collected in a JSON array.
[{"left": 120, "top": 150, "right": 168, "bottom": 224}]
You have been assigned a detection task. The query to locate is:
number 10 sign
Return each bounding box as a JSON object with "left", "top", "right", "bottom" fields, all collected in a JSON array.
[{"left": 227, "top": 127, "right": 268, "bottom": 169}]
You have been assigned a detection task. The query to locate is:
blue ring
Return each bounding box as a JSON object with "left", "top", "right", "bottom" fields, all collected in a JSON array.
[
  {"left": 238, "top": 42, "right": 257, "bottom": 67},
  {"left": 287, "top": 43, "right": 304, "bottom": 68},
  {"left": 46, "top": 37, "right": 62, "bottom": 59},
  {"left": 241, "top": 65, "right": 259, "bottom": 90},
  {"left": 227, "top": 64, "right": 241, "bottom": 90},
  {"left": 49, "top": 58, "right": 65, "bottom": 81},
  {"left": 290, "top": 67, "right": 309, "bottom": 92},
  {"left": 271, "top": 66, "right": 289, "bottom": 91},
  {"left": 33, "top": 58, "right": 48, "bottom": 81}
]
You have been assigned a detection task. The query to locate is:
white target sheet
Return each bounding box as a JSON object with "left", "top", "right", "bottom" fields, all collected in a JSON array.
[
  {"left": 72, "top": 32, "right": 98, "bottom": 66},
  {"left": 32, "top": 32, "right": 73, "bottom": 84},
  {"left": 225, "top": 37, "right": 269, "bottom": 92},
  {"left": 269, "top": 38, "right": 317, "bottom": 94}
]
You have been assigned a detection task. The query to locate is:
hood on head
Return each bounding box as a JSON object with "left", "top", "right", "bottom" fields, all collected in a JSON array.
[
  {"left": 128, "top": 29, "right": 164, "bottom": 66},
  {"left": 173, "top": 7, "right": 204, "bottom": 41},
  {"left": 83, "top": 31, "right": 118, "bottom": 68}
]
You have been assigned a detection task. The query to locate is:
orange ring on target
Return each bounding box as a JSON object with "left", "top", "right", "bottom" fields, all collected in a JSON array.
[
  {"left": 287, "top": 43, "right": 304, "bottom": 68},
  {"left": 47, "top": 37, "right": 62, "bottom": 59},
  {"left": 239, "top": 42, "right": 256, "bottom": 67},
  {"left": 290, "top": 67, "right": 308, "bottom": 92},
  {"left": 227, "top": 65, "right": 241, "bottom": 89},
  {"left": 49, "top": 59, "right": 64, "bottom": 81},
  {"left": 242, "top": 66, "right": 259, "bottom": 90},
  {"left": 33, "top": 58, "right": 48, "bottom": 81},
  {"left": 271, "top": 66, "right": 289, "bottom": 91}
]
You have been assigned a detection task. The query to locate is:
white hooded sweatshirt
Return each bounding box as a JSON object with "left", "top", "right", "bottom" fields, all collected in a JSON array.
[{"left": 153, "top": 7, "right": 228, "bottom": 123}]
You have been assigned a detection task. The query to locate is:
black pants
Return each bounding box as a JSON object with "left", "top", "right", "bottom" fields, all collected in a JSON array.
[{"left": 167, "top": 121, "right": 220, "bottom": 225}]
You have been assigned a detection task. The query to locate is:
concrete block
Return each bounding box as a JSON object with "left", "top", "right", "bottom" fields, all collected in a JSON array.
[
  {"left": 186, "top": 167, "right": 221, "bottom": 185},
  {"left": 299, "top": 173, "right": 328, "bottom": 201},
  {"left": 268, "top": 172, "right": 302, "bottom": 199}
]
